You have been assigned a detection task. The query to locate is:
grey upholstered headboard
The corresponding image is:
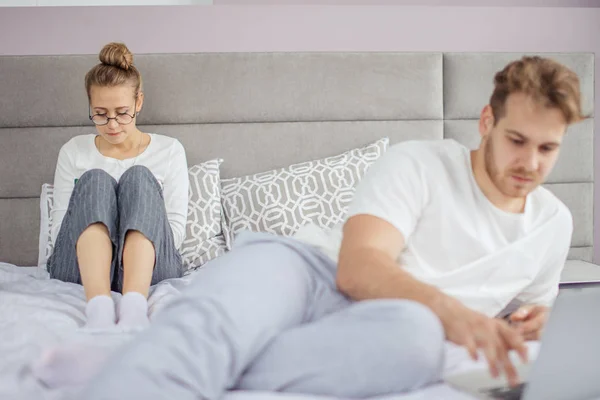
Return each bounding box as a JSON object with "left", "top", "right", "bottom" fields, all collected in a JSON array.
[{"left": 0, "top": 52, "right": 594, "bottom": 266}]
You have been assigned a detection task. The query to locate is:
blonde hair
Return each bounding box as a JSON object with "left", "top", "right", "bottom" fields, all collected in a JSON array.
[
  {"left": 490, "top": 56, "right": 584, "bottom": 125},
  {"left": 84, "top": 42, "right": 142, "bottom": 100}
]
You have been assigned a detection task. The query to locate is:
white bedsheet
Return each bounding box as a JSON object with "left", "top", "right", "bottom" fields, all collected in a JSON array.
[{"left": 0, "top": 262, "right": 527, "bottom": 400}]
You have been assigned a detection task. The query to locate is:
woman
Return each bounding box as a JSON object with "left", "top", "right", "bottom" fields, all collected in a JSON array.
[{"left": 48, "top": 42, "right": 189, "bottom": 330}]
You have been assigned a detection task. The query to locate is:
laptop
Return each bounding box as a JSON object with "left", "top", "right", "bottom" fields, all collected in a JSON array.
[{"left": 445, "top": 287, "right": 600, "bottom": 400}]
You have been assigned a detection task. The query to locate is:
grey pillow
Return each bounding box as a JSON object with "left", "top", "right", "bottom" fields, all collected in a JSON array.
[
  {"left": 180, "top": 159, "right": 227, "bottom": 272},
  {"left": 221, "top": 137, "right": 389, "bottom": 248}
]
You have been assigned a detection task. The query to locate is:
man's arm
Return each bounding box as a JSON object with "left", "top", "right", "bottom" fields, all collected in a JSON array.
[
  {"left": 336, "top": 214, "right": 527, "bottom": 386},
  {"left": 335, "top": 145, "right": 438, "bottom": 304},
  {"left": 336, "top": 214, "right": 442, "bottom": 308}
]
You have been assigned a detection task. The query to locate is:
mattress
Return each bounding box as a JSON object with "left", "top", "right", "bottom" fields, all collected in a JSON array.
[{"left": 0, "top": 261, "right": 530, "bottom": 400}]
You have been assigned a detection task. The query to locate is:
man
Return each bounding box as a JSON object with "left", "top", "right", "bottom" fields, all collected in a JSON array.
[{"left": 43, "top": 56, "right": 584, "bottom": 400}]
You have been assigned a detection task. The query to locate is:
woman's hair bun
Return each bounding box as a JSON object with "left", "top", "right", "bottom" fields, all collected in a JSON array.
[{"left": 99, "top": 42, "right": 134, "bottom": 71}]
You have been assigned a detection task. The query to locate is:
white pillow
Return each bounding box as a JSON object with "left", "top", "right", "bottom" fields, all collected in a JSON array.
[
  {"left": 221, "top": 137, "right": 389, "bottom": 248},
  {"left": 38, "top": 159, "right": 227, "bottom": 273}
]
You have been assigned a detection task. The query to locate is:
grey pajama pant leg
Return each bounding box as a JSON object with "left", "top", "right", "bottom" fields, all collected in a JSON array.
[
  {"left": 78, "top": 232, "right": 445, "bottom": 400},
  {"left": 48, "top": 166, "right": 182, "bottom": 293},
  {"left": 116, "top": 165, "right": 183, "bottom": 290},
  {"left": 236, "top": 299, "right": 445, "bottom": 398},
  {"left": 48, "top": 169, "right": 119, "bottom": 286}
]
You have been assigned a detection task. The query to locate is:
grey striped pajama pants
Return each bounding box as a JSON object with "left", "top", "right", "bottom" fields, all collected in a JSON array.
[{"left": 47, "top": 165, "right": 183, "bottom": 293}]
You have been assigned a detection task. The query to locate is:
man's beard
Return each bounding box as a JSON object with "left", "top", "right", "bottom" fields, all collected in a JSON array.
[{"left": 484, "top": 136, "right": 536, "bottom": 198}]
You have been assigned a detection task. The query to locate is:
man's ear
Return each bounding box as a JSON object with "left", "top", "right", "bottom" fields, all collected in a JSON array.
[{"left": 478, "top": 105, "right": 495, "bottom": 138}]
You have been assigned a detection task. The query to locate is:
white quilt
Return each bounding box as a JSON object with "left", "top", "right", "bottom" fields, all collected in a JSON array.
[{"left": 0, "top": 262, "right": 529, "bottom": 400}]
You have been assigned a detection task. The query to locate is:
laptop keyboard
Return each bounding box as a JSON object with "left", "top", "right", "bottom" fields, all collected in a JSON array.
[{"left": 481, "top": 383, "right": 527, "bottom": 400}]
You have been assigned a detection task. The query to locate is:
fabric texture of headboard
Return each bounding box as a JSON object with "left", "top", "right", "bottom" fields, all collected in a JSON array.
[{"left": 0, "top": 52, "right": 594, "bottom": 266}]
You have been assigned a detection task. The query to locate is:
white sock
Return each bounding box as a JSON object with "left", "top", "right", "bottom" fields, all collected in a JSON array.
[
  {"left": 117, "top": 292, "right": 149, "bottom": 329},
  {"left": 85, "top": 295, "right": 116, "bottom": 329}
]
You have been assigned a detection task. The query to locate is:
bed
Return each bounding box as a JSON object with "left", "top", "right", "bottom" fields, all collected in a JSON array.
[{"left": 0, "top": 51, "right": 596, "bottom": 400}]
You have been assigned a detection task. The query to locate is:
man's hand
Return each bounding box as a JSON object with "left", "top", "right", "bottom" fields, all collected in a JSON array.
[
  {"left": 432, "top": 295, "right": 529, "bottom": 387},
  {"left": 338, "top": 216, "right": 530, "bottom": 387},
  {"left": 509, "top": 305, "right": 549, "bottom": 341}
]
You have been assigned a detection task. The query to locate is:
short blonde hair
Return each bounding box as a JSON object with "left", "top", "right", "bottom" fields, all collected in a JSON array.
[{"left": 490, "top": 56, "right": 585, "bottom": 125}]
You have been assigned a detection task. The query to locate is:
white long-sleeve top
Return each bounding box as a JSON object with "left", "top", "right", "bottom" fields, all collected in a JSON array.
[{"left": 50, "top": 133, "right": 189, "bottom": 249}]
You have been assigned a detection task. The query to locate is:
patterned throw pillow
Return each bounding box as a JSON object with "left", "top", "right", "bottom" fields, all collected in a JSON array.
[
  {"left": 221, "top": 137, "right": 389, "bottom": 248},
  {"left": 38, "top": 183, "right": 54, "bottom": 269},
  {"left": 180, "top": 159, "right": 227, "bottom": 272},
  {"left": 38, "top": 159, "right": 226, "bottom": 273}
]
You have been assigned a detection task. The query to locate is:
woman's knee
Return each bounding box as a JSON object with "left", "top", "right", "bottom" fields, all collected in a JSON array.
[
  {"left": 68, "top": 176, "right": 118, "bottom": 236},
  {"left": 118, "top": 165, "right": 160, "bottom": 199},
  {"left": 78, "top": 168, "right": 117, "bottom": 187},
  {"left": 121, "top": 165, "right": 153, "bottom": 180},
  {"left": 72, "top": 169, "right": 118, "bottom": 210},
  {"left": 119, "top": 165, "right": 154, "bottom": 187}
]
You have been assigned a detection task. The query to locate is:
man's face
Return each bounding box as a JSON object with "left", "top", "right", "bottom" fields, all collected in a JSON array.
[{"left": 480, "top": 92, "right": 567, "bottom": 199}]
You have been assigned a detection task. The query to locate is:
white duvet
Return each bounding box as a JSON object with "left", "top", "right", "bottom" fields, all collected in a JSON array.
[{"left": 0, "top": 262, "right": 527, "bottom": 400}]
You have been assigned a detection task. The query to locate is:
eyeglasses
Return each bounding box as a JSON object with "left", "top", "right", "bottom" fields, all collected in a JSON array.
[{"left": 89, "top": 100, "right": 137, "bottom": 126}]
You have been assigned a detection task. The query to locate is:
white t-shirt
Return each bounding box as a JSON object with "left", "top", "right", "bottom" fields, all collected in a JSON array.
[
  {"left": 50, "top": 133, "right": 189, "bottom": 249},
  {"left": 295, "top": 139, "right": 573, "bottom": 317}
]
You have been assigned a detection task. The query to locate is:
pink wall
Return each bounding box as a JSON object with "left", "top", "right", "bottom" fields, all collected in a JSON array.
[
  {"left": 0, "top": 6, "right": 597, "bottom": 60},
  {"left": 1, "top": 5, "right": 599, "bottom": 260}
]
